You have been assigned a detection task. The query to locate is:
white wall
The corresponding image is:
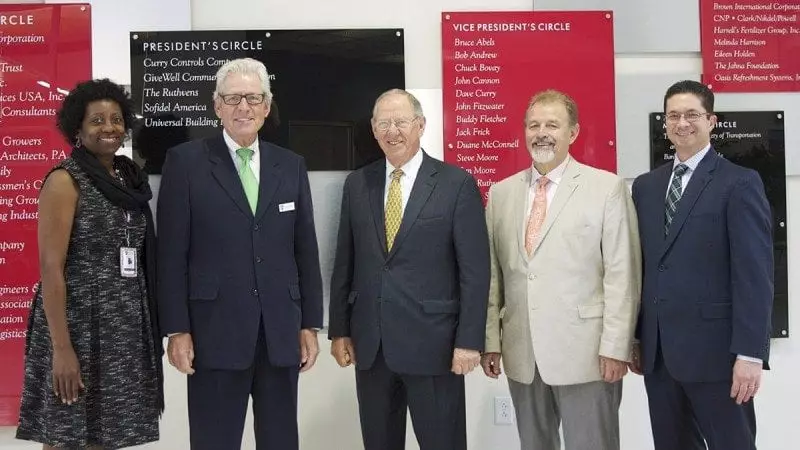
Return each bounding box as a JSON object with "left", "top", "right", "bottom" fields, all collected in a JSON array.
[{"left": 1, "top": 0, "right": 798, "bottom": 448}]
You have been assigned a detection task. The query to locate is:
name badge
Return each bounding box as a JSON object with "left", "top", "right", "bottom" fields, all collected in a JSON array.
[
  {"left": 279, "top": 202, "right": 296, "bottom": 213},
  {"left": 120, "top": 247, "right": 138, "bottom": 278}
]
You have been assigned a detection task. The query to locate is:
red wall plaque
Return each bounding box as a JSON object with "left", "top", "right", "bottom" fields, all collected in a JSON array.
[
  {"left": 0, "top": 4, "right": 91, "bottom": 425},
  {"left": 701, "top": 0, "right": 800, "bottom": 92},
  {"left": 442, "top": 11, "right": 617, "bottom": 201}
]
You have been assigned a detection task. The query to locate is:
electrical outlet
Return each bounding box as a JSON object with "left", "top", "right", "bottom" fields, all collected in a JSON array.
[{"left": 494, "top": 396, "right": 515, "bottom": 425}]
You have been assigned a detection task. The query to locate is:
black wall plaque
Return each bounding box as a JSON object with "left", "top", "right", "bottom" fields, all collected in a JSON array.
[
  {"left": 130, "top": 29, "right": 405, "bottom": 173},
  {"left": 649, "top": 111, "right": 788, "bottom": 338}
]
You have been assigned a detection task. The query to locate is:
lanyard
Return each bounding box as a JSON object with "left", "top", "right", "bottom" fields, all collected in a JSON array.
[{"left": 115, "top": 169, "right": 132, "bottom": 247}]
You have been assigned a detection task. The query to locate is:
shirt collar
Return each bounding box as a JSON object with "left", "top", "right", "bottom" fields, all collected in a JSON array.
[
  {"left": 673, "top": 144, "right": 710, "bottom": 173},
  {"left": 386, "top": 148, "right": 424, "bottom": 179},
  {"left": 223, "top": 129, "right": 260, "bottom": 157},
  {"left": 531, "top": 154, "right": 570, "bottom": 187}
]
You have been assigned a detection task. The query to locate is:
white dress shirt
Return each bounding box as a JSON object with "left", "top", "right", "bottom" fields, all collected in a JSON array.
[
  {"left": 384, "top": 148, "right": 424, "bottom": 213},
  {"left": 224, "top": 130, "right": 261, "bottom": 182},
  {"left": 667, "top": 144, "right": 761, "bottom": 364},
  {"left": 524, "top": 154, "right": 571, "bottom": 224}
]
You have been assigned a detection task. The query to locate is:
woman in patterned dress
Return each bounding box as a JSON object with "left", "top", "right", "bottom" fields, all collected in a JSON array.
[{"left": 16, "top": 79, "right": 163, "bottom": 449}]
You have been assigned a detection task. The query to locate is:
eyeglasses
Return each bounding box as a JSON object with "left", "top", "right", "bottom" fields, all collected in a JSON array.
[
  {"left": 218, "top": 93, "right": 266, "bottom": 106},
  {"left": 664, "top": 111, "right": 711, "bottom": 123},
  {"left": 373, "top": 117, "right": 418, "bottom": 131}
]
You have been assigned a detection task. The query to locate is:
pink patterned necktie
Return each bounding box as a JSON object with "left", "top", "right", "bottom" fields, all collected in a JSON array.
[{"left": 524, "top": 176, "right": 550, "bottom": 256}]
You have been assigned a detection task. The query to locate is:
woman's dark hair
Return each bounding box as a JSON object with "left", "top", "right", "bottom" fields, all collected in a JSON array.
[{"left": 56, "top": 78, "right": 136, "bottom": 146}]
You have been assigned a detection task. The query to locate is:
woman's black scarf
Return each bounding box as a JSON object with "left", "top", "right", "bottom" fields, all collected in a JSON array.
[{"left": 71, "top": 146, "right": 164, "bottom": 413}]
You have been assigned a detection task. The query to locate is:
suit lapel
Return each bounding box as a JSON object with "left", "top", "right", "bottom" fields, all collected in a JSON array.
[
  {"left": 516, "top": 169, "right": 533, "bottom": 262},
  {"left": 254, "top": 141, "right": 281, "bottom": 223},
  {"left": 652, "top": 162, "right": 673, "bottom": 210},
  {"left": 388, "top": 154, "right": 438, "bottom": 259},
  {"left": 532, "top": 160, "right": 580, "bottom": 255},
  {"left": 208, "top": 135, "right": 252, "bottom": 218},
  {"left": 366, "top": 161, "right": 388, "bottom": 256},
  {"left": 661, "top": 150, "right": 719, "bottom": 257}
]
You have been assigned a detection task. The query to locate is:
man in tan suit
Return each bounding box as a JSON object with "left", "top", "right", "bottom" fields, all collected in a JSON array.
[{"left": 481, "top": 90, "right": 641, "bottom": 450}]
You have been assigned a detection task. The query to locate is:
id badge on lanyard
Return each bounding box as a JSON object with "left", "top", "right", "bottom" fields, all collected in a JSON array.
[{"left": 120, "top": 211, "right": 137, "bottom": 278}]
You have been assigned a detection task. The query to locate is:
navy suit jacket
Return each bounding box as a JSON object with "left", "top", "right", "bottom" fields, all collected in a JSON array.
[
  {"left": 157, "top": 135, "right": 323, "bottom": 370},
  {"left": 631, "top": 149, "right": 773, "bottom": 383},
  {"left": 328, "top": 152, "right": 490, "bottom": 376}
]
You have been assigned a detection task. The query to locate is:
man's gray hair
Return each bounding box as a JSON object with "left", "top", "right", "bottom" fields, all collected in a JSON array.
[
  {"left": 372, "top": 89, "right": 424, "bottom": 118},
  {"left": 213, "top": 58, "right": 272, "bottom": 101}
]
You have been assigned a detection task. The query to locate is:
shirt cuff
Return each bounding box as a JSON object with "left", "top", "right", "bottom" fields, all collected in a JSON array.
[{"left": 736, "top": 354, "right": 763, "bottom": 364}]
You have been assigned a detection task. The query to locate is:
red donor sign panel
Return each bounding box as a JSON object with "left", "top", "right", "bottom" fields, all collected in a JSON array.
[
  {"left": 442, "top": 11, "right": 616, "bottom": 200},
  {"left": 0, "top": 4, "right": 91, "bottom": 425},
  {"left": 701, "top": 0, "right": 800, "bottom": 92}
]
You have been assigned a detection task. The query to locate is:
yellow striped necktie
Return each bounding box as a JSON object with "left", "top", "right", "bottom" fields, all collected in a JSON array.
[{"left": 385, "top": 168, "right": 404, "bottom": 251}]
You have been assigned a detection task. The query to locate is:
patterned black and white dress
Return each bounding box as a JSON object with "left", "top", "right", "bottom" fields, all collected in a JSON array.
[{"left": 16, "top": 158, "right": 160, "bottom": 449}]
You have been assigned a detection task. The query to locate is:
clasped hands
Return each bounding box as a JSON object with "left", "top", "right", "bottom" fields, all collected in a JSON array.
[{"left": 331, "top": 337, "right": 481, "bottom": 375}]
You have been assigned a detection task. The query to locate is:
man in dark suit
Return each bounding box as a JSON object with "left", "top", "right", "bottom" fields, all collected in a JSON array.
[
  {"left": 630, "top": 80, "right": 773, "bottom": 450},
  {"left": 328, "top": 89, "right": 490, "bottom": 450},
  {"left": 157, "top": 58, "right": 323, "bottom": 450}
]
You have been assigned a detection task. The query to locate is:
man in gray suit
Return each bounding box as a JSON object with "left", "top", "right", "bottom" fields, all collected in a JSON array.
[
  {"left": 328, "top": 89, "right": 490, "bottom": 450},
  {"left": 481, "top": 90, "right": 641, "bottom": 450}
]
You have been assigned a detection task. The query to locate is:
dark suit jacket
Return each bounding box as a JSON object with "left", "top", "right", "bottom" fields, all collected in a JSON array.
[
  {"left": 157, "top": 135, "right": 323, "bottom": 370},
  {"left": 328, "top": 152, "right": 490, "bottom": 376},
  {"left": 632, "top": 149, "right": 773, "bottom": 383}
]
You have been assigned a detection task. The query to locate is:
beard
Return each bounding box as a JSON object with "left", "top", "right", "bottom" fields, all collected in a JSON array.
[{"left": 531, "top": 147, "right": 556, "bottom": 164}]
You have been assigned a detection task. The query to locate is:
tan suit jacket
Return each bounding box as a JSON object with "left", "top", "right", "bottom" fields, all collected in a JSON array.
[{"left": 485, "top": 157, "right": 641, "bottom": 385}]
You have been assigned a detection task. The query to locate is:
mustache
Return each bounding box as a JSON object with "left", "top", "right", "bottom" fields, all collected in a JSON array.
[{"left": 533, "top": 137, "right": 555, "bottom": 145}]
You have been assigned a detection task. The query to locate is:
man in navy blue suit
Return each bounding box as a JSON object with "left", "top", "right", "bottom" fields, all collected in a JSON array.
[
  {"left": 157, "top": 58, "right": 323, "bottom": 450},
  {"left": 328, "top": 90, "right": 490, "bottom": 450},
  {"left": 629, "top": 80, "right": 773, "bottom": 450}
]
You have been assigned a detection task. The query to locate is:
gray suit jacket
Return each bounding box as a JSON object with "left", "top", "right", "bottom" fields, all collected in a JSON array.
[
  {"left": 485, "top": 158, "right": 641, "bottom": 385},
  {"left": 329, "top": 151, "right": 490, "bottom": 375}
]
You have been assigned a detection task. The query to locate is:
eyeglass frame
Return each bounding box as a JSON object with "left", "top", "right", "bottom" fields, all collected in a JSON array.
[
  {"left": 217, "top": 92, "right": 267, "bottom": 106},
  {"left": 664, "top": 111, "right": 713, "bottom": 124},
  {"left": 372, "top": 116, "right": 421, "bottom": 132}
]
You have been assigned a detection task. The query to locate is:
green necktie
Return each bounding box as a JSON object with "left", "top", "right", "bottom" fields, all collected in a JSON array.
[
  {"left": 385, "top": 168, "right": 403, "bottom": 251},
  {"left": 236, "top": 147, "right": 258, "bottom": 213}
]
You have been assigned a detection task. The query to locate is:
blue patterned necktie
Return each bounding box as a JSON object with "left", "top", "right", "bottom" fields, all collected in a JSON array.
[{"left": 665, "top": 163, "right": 689, "bottom": 235}]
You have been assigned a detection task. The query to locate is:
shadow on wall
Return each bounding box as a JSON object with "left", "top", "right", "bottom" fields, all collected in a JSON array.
[{"left": 298, "top": 365, "right": 364, "bottom": 449}]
